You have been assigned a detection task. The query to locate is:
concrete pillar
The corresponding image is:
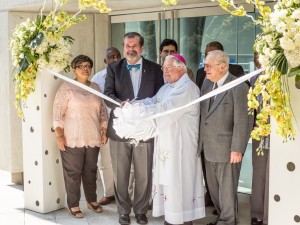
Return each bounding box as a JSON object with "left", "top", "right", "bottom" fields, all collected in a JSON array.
[
  {"left": 0, "top": 12, "right": 32, "bottom": 184},
  {"left": 94, "top": 14, "right": 110, "bottom": 73}
]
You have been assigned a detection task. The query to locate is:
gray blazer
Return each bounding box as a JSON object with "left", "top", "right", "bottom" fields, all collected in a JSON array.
[
  {"left": 104, "top": 57, "right": 164, "bottom": 142},
  {"left": 199, "top": 73, "right": 253, "bottom": 162}
]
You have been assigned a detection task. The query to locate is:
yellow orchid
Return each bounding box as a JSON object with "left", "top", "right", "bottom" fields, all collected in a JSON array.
[{"left": 214, "top": 0, "right": 298, "bottom": 142}]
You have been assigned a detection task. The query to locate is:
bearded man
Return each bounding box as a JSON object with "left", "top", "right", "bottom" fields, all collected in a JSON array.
[{"left": 104, "top": 32, "right": 164, "bottom": 225}]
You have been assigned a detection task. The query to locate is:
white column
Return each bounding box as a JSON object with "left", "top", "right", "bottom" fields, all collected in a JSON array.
[
  {"left": 22, "top": 70, "right": 65, "bottom": 213},
  {"left": 269, "top": 78, "right": 300, "bottom": 224},
  {"left": 0, "top": 12, "right": 37, "bottom": 183}
]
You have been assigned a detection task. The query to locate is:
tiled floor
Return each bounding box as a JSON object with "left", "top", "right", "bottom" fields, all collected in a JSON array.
[{"left": 0, "top": 169, "right": 251, "bottom": 225}]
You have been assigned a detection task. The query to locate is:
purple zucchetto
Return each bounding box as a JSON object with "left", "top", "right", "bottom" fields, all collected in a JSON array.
[{"left": 171, "top": 54, "right": 186, "bottom": 65}]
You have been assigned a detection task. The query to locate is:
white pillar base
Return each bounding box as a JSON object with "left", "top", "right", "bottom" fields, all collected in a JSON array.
[
  {"left": 269, "top": 78, "right": 300, "bottom": 224},
  {"left": 22, "top": 70, "right": 65, "bottom": 213}
]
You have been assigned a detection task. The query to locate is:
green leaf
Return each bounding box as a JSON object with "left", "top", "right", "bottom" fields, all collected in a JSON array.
[
  {"left": 270, "top": 52, "right": 288, "bottom": 75},
  {"left": 295, "top": 74, "right": 300, "bottom": 89},
  {"left": 288, "top": 66, "right": 300, "bottom": 77},
  {"left": 278, "top": 55, "right": 288, "bottom": 75},
  {"left": 63, "top": 35, "right": 75, "bottom": 44},
  {"left": 36, "top": 15, "right": 46, "bottom": 26},
  {"left": 17, "top": 58, "right": 29, "bottom": 74},
  {"left": 29, "top": 32, "right": 44, "bottom": 48},
  {"left": 64, "top": 65, "right": 71, "bottom": 73}
]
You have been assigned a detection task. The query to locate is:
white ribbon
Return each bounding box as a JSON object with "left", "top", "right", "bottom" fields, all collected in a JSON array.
[
  {"left": 45, "top": 67, "right": 264, "bottom": 119},
  {"left": 148, "top": 68, "right": 264, "bottom": 119},
  {"left": 44, "top": 68, "right": 121, "bottom": 107}
]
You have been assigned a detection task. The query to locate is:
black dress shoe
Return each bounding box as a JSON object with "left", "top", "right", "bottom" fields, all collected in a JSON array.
[
  {"left": 251, "top": 218, "right": 263, "bottom": 225},
  {"left": 212, "top": 209, "right": 219, "bottom": 215},
  {"left": 206, "top": 222, "right": 217, "bottom": 225},
  {"left": 205, "top": 193, "right": 214, "bottom": 207},
  {"left": 164, "top": 221, "right": 172, "bottom": 225},
  {"left": 135, "top": 214, "right": 148, "bottom": 224},
  {"left": 119, "top": 214, "right": 130, "bottom": 225}
]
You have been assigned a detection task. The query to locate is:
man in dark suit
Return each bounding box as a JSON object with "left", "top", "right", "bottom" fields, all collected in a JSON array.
[
  {"left": 196, "top": 41, "right": 245, "bottom": 208},
  {"left": 199, "top": 50, "right": 252, "bottom": 225},
  {"left": 250, "top": 52, "right": 269, "bottom": 225},
  {"left": 196, "top": 41, "right": 244, "bottom": 90},
  {"left": 104, "top": 32, "right": 164, "bottom": 225}
]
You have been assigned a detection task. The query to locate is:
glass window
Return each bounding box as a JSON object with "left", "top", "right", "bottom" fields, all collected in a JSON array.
[{"left": 111, "top": 21, "right": 159, "bottom": 63}]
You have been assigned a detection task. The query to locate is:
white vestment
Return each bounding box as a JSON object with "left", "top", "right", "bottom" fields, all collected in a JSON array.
[{"left": 137, "top": 74, "right": 205, "bottom": 224}]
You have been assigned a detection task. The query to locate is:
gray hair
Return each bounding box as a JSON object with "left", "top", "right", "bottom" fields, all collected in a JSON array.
[
  {"left": 206, "top": 50, "right": 229, "bottom": 69},
  {"left": 165, "top": 55, "right": 187, "bottom": 73}
]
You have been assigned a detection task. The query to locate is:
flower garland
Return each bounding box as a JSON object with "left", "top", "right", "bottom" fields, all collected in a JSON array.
[
  {"left": 162, "top": 0, "right": 179, "bottom": 9},
  {"left": 10, "top": 0, "right": 110, "bottom": 117},
  {"left": 212, "top": 0, "right": 298, "bottom": 141}
]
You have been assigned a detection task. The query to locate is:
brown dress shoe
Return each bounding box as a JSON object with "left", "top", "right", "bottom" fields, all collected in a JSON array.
[{"left": 99, "top": 196, "right": 115, "bottom": 205}]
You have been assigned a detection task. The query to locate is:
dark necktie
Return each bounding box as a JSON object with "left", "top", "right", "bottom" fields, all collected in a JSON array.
[
  {"left": 127, "top": 64, "right": 141, "bottom": 71},
  {"left": 209, "top": 83, "right": 218, "bottom": 110}
]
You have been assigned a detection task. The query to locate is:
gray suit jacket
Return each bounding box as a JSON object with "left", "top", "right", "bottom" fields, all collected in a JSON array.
[
  {"left": 104, "top": 57, "right": 164, "bottom": 142},
  {"left": 199, "top": 73, "right": 253, "bottom": 162}
]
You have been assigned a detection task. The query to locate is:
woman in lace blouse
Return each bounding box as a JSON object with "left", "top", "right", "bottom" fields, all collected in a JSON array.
[{"left": 53, "top": 55, "right": 108, "bottom": 218}]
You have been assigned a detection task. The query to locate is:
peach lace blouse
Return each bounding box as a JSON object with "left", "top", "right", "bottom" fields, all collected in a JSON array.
[{"left": 53, "top": 81, "right": 108, "bottom": 148}]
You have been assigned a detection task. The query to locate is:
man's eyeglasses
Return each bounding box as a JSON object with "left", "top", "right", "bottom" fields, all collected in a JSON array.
[
  {"left": 204, "top": 64, "right": 220, "bottom": 70},
  {"left": 161, "top": 66, "right": 178, "bottom": 71},
  {"left": 76, "top": 65, "right": 92, "bottom": 70},
  {"left": 162, "top": 50, "right": 176, "bottom": 55}
]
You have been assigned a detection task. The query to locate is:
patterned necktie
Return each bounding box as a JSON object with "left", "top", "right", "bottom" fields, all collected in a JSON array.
[
  {"left": 127, "top": 64, "right": 141, "bottom": 71},
  {"left": 209, "top": 83, "right": 218, "bottom": 110}
]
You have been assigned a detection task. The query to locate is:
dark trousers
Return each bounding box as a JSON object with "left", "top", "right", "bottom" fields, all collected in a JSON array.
[
  {"left": 251, "top": 139, "right": 269, "bottom": 224},
  {"left": 201, "top": 151, "right": 211, "bottom": 200},
  {"left": 205, "top": 159, "right": 241, "bottom": 225},
  {"left": 110, "top": 139, "right": 153, "bottom": 215},
  {"left": 60, "top": 146, "right": 100, "bottom": 208}
]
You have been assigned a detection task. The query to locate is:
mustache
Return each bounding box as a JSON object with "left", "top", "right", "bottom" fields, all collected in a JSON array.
[{"left": 126, "top": 50, "right": 137, "bottom": 55}]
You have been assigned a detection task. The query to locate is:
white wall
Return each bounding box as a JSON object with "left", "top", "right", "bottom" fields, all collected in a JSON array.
[{"left": 0, "top": 12, "right": 23, "bottom": 174}]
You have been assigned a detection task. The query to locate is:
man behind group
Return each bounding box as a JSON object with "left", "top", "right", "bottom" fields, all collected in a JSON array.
[
  {"left": 92, "top": 47, "right": 121, "bottom": 205},
  {"left": 104, "top": 32, "right": 164, "bottom": 225},
  {"left": 159, "top": 38, "right": 195, "bottom": 82},
  {"left": 199, "top": 50, "right": 252, "bottom": 225},
  {"left": 196, "top": 41, "right": 244, "bottom": 90},
  {"left": 250, "top": 52, "right": 269, "bottom": 225}
]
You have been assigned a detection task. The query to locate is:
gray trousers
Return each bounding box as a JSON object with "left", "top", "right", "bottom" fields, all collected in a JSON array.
[
  {"left": 205, "top": 159, "right": 241, "bottom": 225},
  {"left": 110, "top": 139, "right": 153, "bottom": 215},
  {"left": 251, "top": 139, "right": 269, "bottom": 224},
  {"left": 60, "top": 146, "right": 99, "bottom": 208}
]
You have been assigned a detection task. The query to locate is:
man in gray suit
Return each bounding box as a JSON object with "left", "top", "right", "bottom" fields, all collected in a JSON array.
[
  {"left": 104, "top": 32, "right": 164, "bottom": 225},
  {"left": 199, "top": 50, "right": 252, "bottom": 225}
]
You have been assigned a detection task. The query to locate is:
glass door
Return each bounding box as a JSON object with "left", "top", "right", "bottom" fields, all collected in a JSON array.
[{"left": 110, "top": 5, "right": 259, "bottom": 194}]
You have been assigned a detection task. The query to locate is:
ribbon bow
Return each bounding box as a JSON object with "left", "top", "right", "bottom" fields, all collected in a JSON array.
[{"left": 127, "top": 64, "right": 141, "bottom": 71}]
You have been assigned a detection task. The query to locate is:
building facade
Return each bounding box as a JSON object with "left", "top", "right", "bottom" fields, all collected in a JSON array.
[{"left": 1, "top": 0, "right": 300, "bottom": 223}]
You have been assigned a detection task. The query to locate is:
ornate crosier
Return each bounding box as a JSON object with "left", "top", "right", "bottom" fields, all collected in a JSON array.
[
  {"left": 10, "top": 0, "right": 110, "bottom": 118},
  {"left": 212, "top": 0, "right": 299, "bottom": 142}
]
